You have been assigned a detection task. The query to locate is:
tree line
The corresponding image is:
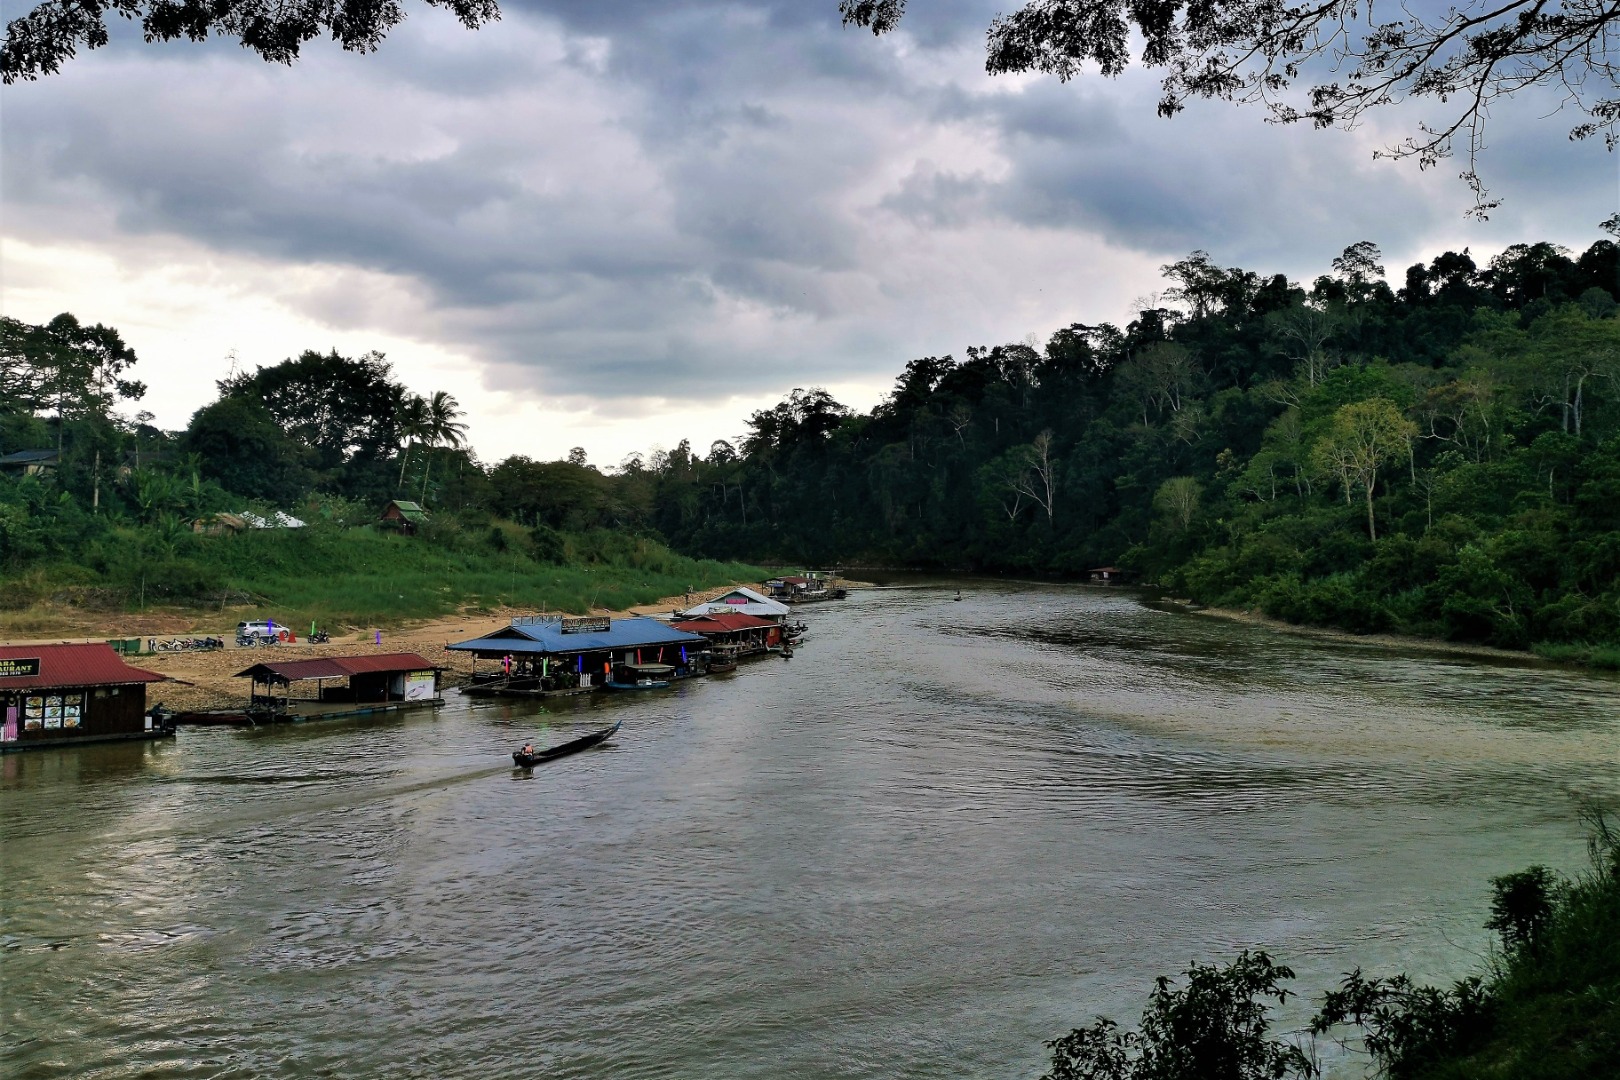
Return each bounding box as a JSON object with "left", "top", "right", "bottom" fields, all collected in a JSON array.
[
  {"left": 639, "top": 236, "right": 1620, "bottom": 659},
  {"left": 5, "top": 236, "right": 1619, "bottom": 660}
]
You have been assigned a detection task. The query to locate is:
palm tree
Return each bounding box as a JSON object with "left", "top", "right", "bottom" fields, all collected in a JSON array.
[
  {"left": 395, "top": 392, "right": 429, "bottom": 492},
  {"left": 417, "top": 391, "right": 468, "bottom": 504}
]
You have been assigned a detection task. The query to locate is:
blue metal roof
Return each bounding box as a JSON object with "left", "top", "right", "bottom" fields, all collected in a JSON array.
[{"left": 447, "top": 616, "right": 705, "bottom": 656}]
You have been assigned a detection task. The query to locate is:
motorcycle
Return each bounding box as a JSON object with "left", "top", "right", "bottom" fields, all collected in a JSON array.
[{"left": 308, "top": 630, "right": 331, "bottom": 644}]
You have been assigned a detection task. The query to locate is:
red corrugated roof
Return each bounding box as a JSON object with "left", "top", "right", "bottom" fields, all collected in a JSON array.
[
  {"left": 234, "top": 652, "right": 438, "bottom": 682},
  {"left": 0, "top": 642, "right": 165, "bottom": 690},
  {"left": 671, "top": 613, "right": 776, "bottom": 633}
]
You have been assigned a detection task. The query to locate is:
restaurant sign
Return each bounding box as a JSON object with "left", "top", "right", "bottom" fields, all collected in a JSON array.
[
  {"left": 0, "top": 657, "right": 42, "bottom": 678},
  {"left": 559, "top": 616, "right": 612, "bottom": 634}
]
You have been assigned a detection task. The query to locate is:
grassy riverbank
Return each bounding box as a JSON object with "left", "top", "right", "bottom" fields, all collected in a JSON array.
[{"left": 0, "top": 523, "right": 767, "bottom": 636}]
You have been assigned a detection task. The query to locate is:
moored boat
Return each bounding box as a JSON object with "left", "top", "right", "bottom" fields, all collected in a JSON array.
[
  {"left": 512, "top": 720, "right": 622, "bottom": 766},
  {"left": 604, "top": 662, "right": 675, "bottom": 690}
]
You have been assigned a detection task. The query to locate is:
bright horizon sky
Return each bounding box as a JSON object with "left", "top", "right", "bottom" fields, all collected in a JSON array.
[{"left": 3, "top": 3, "right": 1616, "bottom": 469}]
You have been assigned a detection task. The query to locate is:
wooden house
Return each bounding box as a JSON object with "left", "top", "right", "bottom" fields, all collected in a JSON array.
[
  {"left": 381, "top": 500, "right": 429, "bottom": 534},
  {"left": 0, "top": 449, "right": 59, "bottom": 477}
]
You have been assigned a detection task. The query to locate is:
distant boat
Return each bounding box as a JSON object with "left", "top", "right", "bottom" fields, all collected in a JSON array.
[{"left": 512, "top": 721, "right": 621, "bottom": 767}]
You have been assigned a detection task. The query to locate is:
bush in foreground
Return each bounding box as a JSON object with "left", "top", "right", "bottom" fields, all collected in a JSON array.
[{"left": 1042, "top": 812, "right": 1620, "bottom": 1080}]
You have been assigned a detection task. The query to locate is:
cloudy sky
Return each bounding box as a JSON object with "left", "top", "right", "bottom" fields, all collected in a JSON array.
[{"left": 3, "top": 1, "right": 1616, "bottom": 467}]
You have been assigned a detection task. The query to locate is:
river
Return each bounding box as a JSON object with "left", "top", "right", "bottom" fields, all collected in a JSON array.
[{"left": 3, "top": 581, "right": 1617, "bottom": 1079}]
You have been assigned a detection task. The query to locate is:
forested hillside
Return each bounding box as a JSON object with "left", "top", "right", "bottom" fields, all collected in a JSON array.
[
  {"left": 0, "top": 324, "right": 758, "bottom": 625},
  {"left": 5, "top": 238, "right": 1618, "bottom": 657},
  {"left": 644, "top": 238, "right": 1620, "bottom": 660}
]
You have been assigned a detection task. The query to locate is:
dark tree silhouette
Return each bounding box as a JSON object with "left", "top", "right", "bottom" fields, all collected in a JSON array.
[
  {"left": 840, "top": 0, "right": 1619, "bottom": 214},
  {"left": 2, "top": 0, "right": 498, "bottom": 83}
]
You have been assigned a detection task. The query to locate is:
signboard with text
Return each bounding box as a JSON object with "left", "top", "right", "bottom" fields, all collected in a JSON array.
[
  {"left": 0, "top": 658, "right": 42, "bottom": 678},
  {"left": 559, "top": 616, "right": 611, "bottom": 634}
]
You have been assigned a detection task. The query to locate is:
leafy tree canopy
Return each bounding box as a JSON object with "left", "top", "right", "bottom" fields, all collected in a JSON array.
[
  {"left": 1, "top": 0, "right": 499, "bottom": 84},
  {"left": 219, "top": 348, "right": 404, "bottom": 472},
  {"left": 841, "top": 0, "right": 1619, "bottom": 213}
]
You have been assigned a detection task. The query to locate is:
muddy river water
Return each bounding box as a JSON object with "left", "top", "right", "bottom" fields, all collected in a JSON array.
[{"left": 3, "top": 582, "right": 1617, "bottom": 1078}]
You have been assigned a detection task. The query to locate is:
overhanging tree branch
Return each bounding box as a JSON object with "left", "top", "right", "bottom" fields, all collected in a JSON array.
[
  {"left": 841, "top": 0, "right": 1620, "bottom": 215},
  {"left": 1, "top": 0, "right": 500, "bottom": 83}
]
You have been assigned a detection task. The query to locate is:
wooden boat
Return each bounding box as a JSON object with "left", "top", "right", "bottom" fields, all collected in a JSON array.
[
  {"left": 706, "top": 653, "right": 738, "bottom": 674},
  {"left": 168, "top": 708, "right": 267, "bottom": 727},
  {"left": 512, "top": 721, "right": 621, "bottom": 767},
  {"left": 605, "top": 662, "right": 675, "bottom": 690}
]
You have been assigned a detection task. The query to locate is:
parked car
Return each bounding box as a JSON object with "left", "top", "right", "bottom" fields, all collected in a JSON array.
[{"left": 236, "top": 620, "right": 280, "bottom": 641}]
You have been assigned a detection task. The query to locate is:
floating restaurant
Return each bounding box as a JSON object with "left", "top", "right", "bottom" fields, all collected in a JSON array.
[
  {"left": 450, "top": 615, "right": 708, "bottom": 697},
  {"left": 0, "top": 643, "right": 168, "bottom": 751},
  {"left": 669, "top": 612, "right": 782, "bottom": 658},
  {"left": 231, "top": 652, "right": 443, "bottom": 722}
]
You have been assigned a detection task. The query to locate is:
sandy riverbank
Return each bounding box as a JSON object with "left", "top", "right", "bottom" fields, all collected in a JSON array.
[
  {"left": 28, "top": 581, "right": 867, "bottom": 713},
  {"left": 1174, "top": 601, "right": 1548, "bottom": 664}
]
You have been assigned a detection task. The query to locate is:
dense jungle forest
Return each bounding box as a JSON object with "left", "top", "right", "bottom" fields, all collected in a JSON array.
[
  {"left": 654, "top": 237, "right": 1620, "bottom": 663},
  {"left": 3, "top": 237, "right": 1619, "bottom": 658}
]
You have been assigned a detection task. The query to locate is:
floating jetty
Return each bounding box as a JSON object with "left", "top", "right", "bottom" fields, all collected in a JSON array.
[{"left": 227, "top": 653, "right": 444, "bottom": 723}]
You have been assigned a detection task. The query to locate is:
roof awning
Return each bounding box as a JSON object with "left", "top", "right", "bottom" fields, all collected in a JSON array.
[
  {"left": 448, "top": 615, "right": 706, "bottom": 656},
  {"left": 0, "top": 642, "right": 164, "bottom": 691},
  {"left": 234, "top": 652, "right": 439, "bottom": 683}
]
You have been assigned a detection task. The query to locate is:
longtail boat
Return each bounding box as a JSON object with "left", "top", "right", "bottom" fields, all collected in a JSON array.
[{"left": 512, "top": 721, "right": 622, "bottom": 767}]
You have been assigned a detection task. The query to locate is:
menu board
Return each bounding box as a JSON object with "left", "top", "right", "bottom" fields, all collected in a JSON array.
[{"left": 22, "top": 693, "right": 80, "bottom": 731}]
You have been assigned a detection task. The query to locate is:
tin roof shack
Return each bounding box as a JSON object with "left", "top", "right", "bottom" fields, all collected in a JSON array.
[
  {"left": 449, "top": 615, "right": 708, "bottom": 697},
  {"left": 381, "top": 500, "right": 429, "bottom": 535},
  {"left": 670, "top": 612, "right": 781, "bottom": 659},
  {"left": 0, "top": 643, "right": 167, "bottom": 751},
  {"left": 234, "top": 653, "right": 442, "bottom": 722},
  {"left": 680, "top": 586, "right": 791, "bottom": 623},
  {"left": 0, "top": 449, "right": 60, "bottom": 477}
]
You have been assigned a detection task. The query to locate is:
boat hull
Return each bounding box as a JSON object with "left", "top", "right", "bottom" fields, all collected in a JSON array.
[{"left": 512, "top": 721, "right": 621, "bottom": 767}]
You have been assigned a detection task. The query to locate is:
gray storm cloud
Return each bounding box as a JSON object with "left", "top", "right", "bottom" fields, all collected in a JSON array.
[{"left": 1, "top": 0, "right": 1613, "bottom": 411}]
